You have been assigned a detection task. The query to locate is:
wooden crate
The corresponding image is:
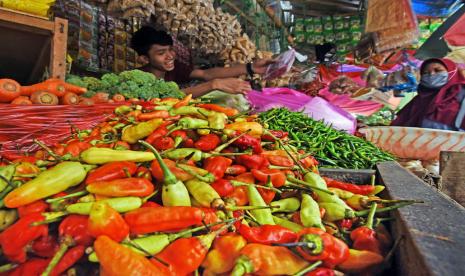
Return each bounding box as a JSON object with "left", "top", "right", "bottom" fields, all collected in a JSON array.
[
  {"left": 0, "top": 7, "right": 68, "bottom": 84},
  {"left": 320, "top": 162, "right": 465, "bottom": 276}
]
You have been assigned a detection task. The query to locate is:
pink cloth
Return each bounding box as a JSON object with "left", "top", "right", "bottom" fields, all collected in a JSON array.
[{"left": 318, "top": 88, "right": 383, "bottom": 116}]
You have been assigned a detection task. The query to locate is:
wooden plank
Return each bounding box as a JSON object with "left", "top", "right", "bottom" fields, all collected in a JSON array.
[
  {"left": 319, "top": 168, "right": 374, "bottom": 184},
  {"left": 0, "top": 7, "right": 53, "bottom": 32},
  {"left": 377, "top": 161, "right": 465, "bottom": 276},
  {"left": 440, "top": 151, "right": 465, "bottom": 207},
  {"left": 50, "top": 17, "right": 68, "bottom": 80}
]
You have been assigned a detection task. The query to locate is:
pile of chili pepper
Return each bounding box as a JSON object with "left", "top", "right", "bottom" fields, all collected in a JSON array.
[
  {"left": 258, "top": 108, "right": 395, "bottom": 169},
  {"left": 0, "top": 96, "right": 418, "bottom": 276}
]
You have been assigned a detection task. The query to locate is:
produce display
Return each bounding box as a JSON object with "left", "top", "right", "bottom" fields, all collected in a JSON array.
[
  {"left": 0, "top": 78, "right": 87, "bottom": 105},
  {"left": 66, "top": 70, "right": 185, "bottom": 102},
  {"left": 0, "top": 97, "right": 414, "bottom": 275},
  {"left": 259, "top": 108, "right": 395, "bottom": 169}
]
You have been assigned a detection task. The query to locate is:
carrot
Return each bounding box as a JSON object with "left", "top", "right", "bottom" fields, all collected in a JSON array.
[
  {"left": 112, "top": 94, "right": 125, "bottom": 102},
  {"left": 60, "top": 92, "right": 79, "bottom": 105},
  {"left": 91, "top": 92, "right": 110, "bottom": 103},
  {"left": 0, "top": 79, "right": 21, "bottom": 103},
  {"left": 11, "top": 96, "right": 32, "bottom": 105},
  {"left": 45, "top": 78, "right": 87, "bottom": 94},
  {"left": 21, "top": 80, "right": 66, "bottom": 97},
  {"left": 30, "top": 91, "right": 59, "bottom": 105},
  {"left": 79, "top": 97, "right": 95, "bottom": 106}
]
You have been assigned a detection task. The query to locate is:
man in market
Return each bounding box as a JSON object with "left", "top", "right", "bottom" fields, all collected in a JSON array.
[{"left": 131, "top": 26, "right": 274, "bottom": 97}]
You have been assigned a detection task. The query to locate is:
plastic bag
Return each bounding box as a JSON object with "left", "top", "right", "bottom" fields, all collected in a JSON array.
[
  {"left": 263, "top": 49, "right": 296, "bottom": 80},
  {"left": 247, "top": 88, "right": 357, "bottom": 134},
  {"left": 0, "top": 103, "right": 124, "bottom": 156},
  {"left": 200, "top": 90, "right": 250, "bottom": 112}
]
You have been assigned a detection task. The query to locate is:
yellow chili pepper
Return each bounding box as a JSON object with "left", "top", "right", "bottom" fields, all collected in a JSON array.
[{"left": 122, "top": 118, "right": 163, "bottom": 144}]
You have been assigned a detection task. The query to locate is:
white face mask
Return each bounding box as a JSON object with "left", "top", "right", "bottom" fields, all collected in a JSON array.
[{"left": 420, "top": 72, "right": 449, "bottom": 88}]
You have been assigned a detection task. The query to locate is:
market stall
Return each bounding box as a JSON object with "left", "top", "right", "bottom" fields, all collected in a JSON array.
[{"left": 0, "top": 0, "right": 464, "bottom": 275}]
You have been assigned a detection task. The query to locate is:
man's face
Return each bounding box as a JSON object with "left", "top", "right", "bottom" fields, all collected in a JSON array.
[{"left": 145, "top": 44, "right": 176, "bottom": 72}]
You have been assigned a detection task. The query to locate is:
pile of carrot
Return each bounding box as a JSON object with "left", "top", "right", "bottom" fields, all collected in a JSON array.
[{"left": 0, "top": 78, "right": 116, "bottom": 105}]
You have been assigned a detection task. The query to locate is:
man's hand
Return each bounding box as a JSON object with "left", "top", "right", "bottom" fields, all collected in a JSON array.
[
  {"left": 212, "top": 78, "right": 252, "bottom": 94},
  {"left": 252, "top": 59, "right": 275, "bottom": 75}
]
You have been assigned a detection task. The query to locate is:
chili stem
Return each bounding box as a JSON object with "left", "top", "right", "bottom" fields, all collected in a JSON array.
[
  {"left": 41, "top": 236, "right": 74, "bottom": 276},
  {"left": 354, "top": 201, "right": 415, "bottom": 217},
  {"left": 33, "top": 139, "right": 61, "bottom": 161},
  {"left": 214, "top": 130, "right": 251, "bottom": 153},
  {"left": 139, "top": 140, "right": 177, "bottom": 185},
  {"left": 46, "top": 190, "right": 88, "bottom": 203},
  {"left": 293, "top": 260, "right": 323, "bottom": 276},
  {"left": 226, "top": 205, "right": 278, "bottom": 211},
  {"left": 366, "top": 203, "right": 377, "bottom": 229},
  {"left": 244, "top": 210, "right": 261, "bottom": 226},
  {"left": 176, "top": 164, "right": 215, "bottom": 183},
  {"left": 371, "top": 175, "right": 376, "bottom": 186},
  {"left": 31, "top": 217, "right": 63, "bottom": 226},
  {"left": 142, "top": 190, "right": 159, "bottom": 203},
  {"left": 230, "top": 180, "right": 282, "bottom": 193},
  {"left": 286, "top": 177, "right": 334, "bottom": 195}
]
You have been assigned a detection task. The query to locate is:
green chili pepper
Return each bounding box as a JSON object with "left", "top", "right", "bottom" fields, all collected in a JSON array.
[
  {"left": 164, "top": 148, "right": 245, "bottom": 162},
  {"left": 178, "top": 117, "right": 209, "bottom": 129},
  {"left": 115, "top": 105, "right": 132, "bottom": 115},
  {"left": 328, "top": 188, "right": 354, "bottom": 199},
  {"left": 270, "top": 197, "right": 300, "bottom": 213},
  {"left": 140, "top": 141, "right": 191, "bottom": 207},
  {"left": 66, "top": 197, "right": 142, "bottom": 214},
  {"left": 318, "top": 202, "right": 355, "bottom": 222},
  {"left": 169, "top": 106, "right": 211, "bottom": 117},
  {"left": 185, "top": 179, "right": 224, "bottom": 209},
  {"left": 207, "top": 111, "right": 227, "bottom": 130},
  {"left": 272, "top": 216, "right": 304, "bottom": 232},
  {"left": 80, "top": 148, "right": 155, "bottom": 164},
  {"left": 303, "top": 172, "right": 351, "bottom": 209},
  {"left": 247, "top": 178, "right": 275, "bottom": 225},
  {"left": 300, "top": 193, "right": 324, "bottom": 230}
]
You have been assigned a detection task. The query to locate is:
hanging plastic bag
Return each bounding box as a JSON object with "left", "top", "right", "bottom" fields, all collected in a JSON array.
[{"left": 263, "top": 49, "right": 296, "bottom": 80}]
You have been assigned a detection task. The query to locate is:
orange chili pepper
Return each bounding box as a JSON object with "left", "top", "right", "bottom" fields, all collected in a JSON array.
[
  {"left": 88, "top": 202, "right": 129, "bottom": 242},
  {"left": 86, "top": 178, "right": 154, "bottom": 197}
]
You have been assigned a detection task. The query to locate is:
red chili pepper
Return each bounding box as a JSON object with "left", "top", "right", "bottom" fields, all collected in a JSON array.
[
  {"left": 257, "top": 186, "right": 276, "bottom": 204},
  {"left": 31, "top": 235, "right": 58, "bottom": 258},
  {"left": 113, "top": 140, "right": 131, "bottom": 150},
  {"left": 50, "top": 245, "right": 85, "bottom": 276},
  {"left": 292, "top": 212, "right": 303, "bottom": 225},
  {"left": 262, "top": 151, "right": 294, "bottom": 167},
  {"left": 339, "top": 219, "right": 354, "bottom": 230},
  {"left": 8, "top": 258, "right": 49, "bottom": 276},
  {"left": 236, "top": 154, "right": 269, "bottom": 170},
  {"left": 194, "top": 134, "right": 221, "bottom": 152},
  {"left": 251, "top": 169, "right": 286, "bottom": 187},
  {"left": 141, "top": 201, "right": 162, "bottom": 208},
  {"left": 1, "top": 152, "right": 34, "bottom": 162},
  {"left": 350, "top": 204, "right": 382, "bottom": 255},
  {"left": 145, "top": 122, "right": 170, "bottom": 144},
  {"left": 58, "top": 215, "right": 94, "bottom": 246},
  {"left": 88, "top": 202, "right": 129, "bottom": 242},
  {"left": 136, "top": 166, "right": 152, "bottom": 180},
  {"left": 124, "top": 206, "right": 205, "bottom": 235},
  {"left": 261, "top": 130, "right": 288, "bottom": 141},
  {"left": 85, "top": 161, "right": 137, "bottom": 184},
  {"left": 151, "top": 231, "right": 217, "bottom": 275},
  {"left": 183, "top": 138, "right": 195, "bottom": 148},
  {"left": 294, "top": 228, "right": 349, "bottom": 268},
  {"left": 232, "top": 134, "right": 263, "bottom": 154},
  {"left": 170, "top": 130, "right": 188, "bottom": 140},
  {"left": 203, "top": 156, "right": 233, "bottom": 180},
  {"left": 0, "top": 213, "right": 48, "bottom": 263},
  {"left": 323, "top": 177, "right": 375, "bottom": 195},
  {"left": 238, "top": 224, "right": 297, "bottom": 245},
  {"left": 305, "top": 268, "right": 335, "bottom": 276},
  {"left": 13, "top": 162, "right": 41, "bottom": 181},
  {"left": 196, "top": 103, "right": 239, "bottom": 117},
  {"left": 63, "top": 141, "right": 91, "bottom": 157},
  {"left": 17, "top": 200, "right": 48, "bottom": 218},
  {"left": 152, "top": 136, "right": 175, "bottom": 151},
  {"left": 87, "top": 177, "right": 154, "bottom": 197},
  {"left": 211, "top": 179, "right": 234, "bottom": 197},
  {"left": 225, "top": 165, "right": 247, "bottom": 175}
]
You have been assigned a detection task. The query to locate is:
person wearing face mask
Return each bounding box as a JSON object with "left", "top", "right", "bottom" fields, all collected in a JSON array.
[
  {"left": 391, "top": 58, "right": 465, "bottom": 131},
  {"left": 130, "top": 26, "right": 274, "bottom": 98}
]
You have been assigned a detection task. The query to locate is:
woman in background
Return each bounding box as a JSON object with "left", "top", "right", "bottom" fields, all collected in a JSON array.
[{"left": 392, "top": 58, "right": 465, "bottom": 131}]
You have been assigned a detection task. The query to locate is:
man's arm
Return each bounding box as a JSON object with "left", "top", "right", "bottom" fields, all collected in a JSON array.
[
  {"left": 182, "top": 78, "right": 252, "bottom": 98},
  {"left": 189, "top": 59, "right": 274, "bottom": 81}
]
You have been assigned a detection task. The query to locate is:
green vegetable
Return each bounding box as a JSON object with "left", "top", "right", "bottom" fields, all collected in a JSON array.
[
  {"left": 65, "top": 70, "right": 185, "bottom": 100},
  {"left": 259, "top": 108, "right": 395, "bottom": 169}
]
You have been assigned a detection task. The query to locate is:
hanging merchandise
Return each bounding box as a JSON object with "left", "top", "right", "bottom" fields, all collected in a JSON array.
[
  {"left": 1, "top": 0, "right": 55, "bottom": 17},
  {"left": 364, "top": 0, "right": 419, "bottom": 53}
]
